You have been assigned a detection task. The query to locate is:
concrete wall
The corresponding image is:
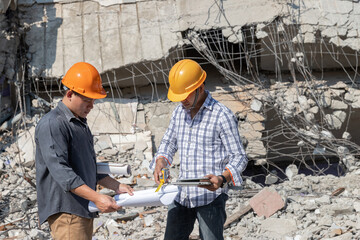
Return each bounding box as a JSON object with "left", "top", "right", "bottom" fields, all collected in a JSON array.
[
  {"left": 1, "top": 0, "right": 359, "bottom": 85},
  {"left": 4, "top": 0, "right": 284, "bottom": 80}
]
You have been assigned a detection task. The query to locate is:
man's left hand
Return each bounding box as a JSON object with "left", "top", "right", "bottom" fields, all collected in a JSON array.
[
  {"left": 199, "top": 174, "right": 223, "bottom": 191},
  {"left": 115, "top": 184, "right": 134, "bottom": 195}
]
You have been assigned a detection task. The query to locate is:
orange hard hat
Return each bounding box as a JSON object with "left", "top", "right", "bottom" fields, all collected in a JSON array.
[
  {"left": 167, "top": 59, "right": 206, "bottom": 102},
  {"left": 61, "top": 62, "right": 107, "bottom": 99}
]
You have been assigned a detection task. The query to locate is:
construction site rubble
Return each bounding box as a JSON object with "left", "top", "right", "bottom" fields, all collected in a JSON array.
[
  {"left": 1, "top": 78, "right": 360, "bottom": 239},
  {"left": 1, "top": 150, "right": 360, "bottom": 239},
  {"left": 1, "top": 0, "right": 360, "bottom": 239}
]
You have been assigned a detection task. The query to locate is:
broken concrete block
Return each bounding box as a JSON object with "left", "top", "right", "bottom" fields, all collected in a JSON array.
[
  {"left": 305, "top": 113, "right": 315, "bottom": 122},
  {"left": 323, "top": 232, "right": 353, "bottom": 240},
  {"left": 330, "top": 205, "right": 354, "bottom": 216},
  {"left": 315, "top": 195, "right": 331, "bottom": 204},
  {"left": 16, "top": 126, "right": 36, "bottom": 164},
  {"left": 94, "top": 144, "right": 102, "bottom": 154},
  {"left": 250, "top": 122, "right": 265, "bottom": 131},
  {"left": 342, "top": 154, "right": 356, "bottom": 169},
  {"left": 241, "top": 130, "right": 262, "bottom": 141},
  {"left": 249, "top": 187, "right": 285, "bottom": 218},
  {"left": 222, "top": 27, "right": 234, "bottom": 38},
  {"left": 96, "top": 135, "right": 113, "bottom": 152},
  {"left": 325, "top": 111, "right": 346, "bottom": 129},
  {"left": 28, "top": 229, "right": 46, "bottom": 239},
  {"left": 321, "top": 130, "right": 334, "bottom": 139},
  {"left": 260, "top": 218, "right": 297, "bottom": 236},
  {"left": 319, "top": 91, "right": 332, "bottom": 107},
  {"left": 144, "top": 215, "right": 154, "bottom": 227},
  {"left": 246, "top": 112, "right": 265, "bottom": 122},
  {"left": 102, "top": 148, "right": 119, "bottom": 156},
  {"left": 329, "top": 228, "right": 342, "bottom": 237},
  {"left": 298, "top": 95, "right": 309, "bottom": 111},
  {"left": 105, "top": 219, "right": 122, "bottom": 240},
  {"left": 250, "top": 99, "right": 263, "bottom": 112},
  {"left": 110, "top": 134, "right": 135, "bottom": 152},
  {"left": 304, "top": 32, "right": 316, "bottom": 43},
  {"left": 254, "top": 158, "right": 267, "bottom": 166},
  {"left": 351, "top": 98, "right": 360, "bottom": 108},
  {"left": 344, "top": 92, "right": 354, "bottom": 102},
  {"left": 331, "top": 100, "right": 348, "bottom": 110},
  {"left": 308, "top": 106, "right": 319, "bottom": 114},
  {"left": 265, "top": 173, "right": 278, "bottom": 185},
  {"left": 342, "top": 131, "right": 351, "bottom": 140},
  {"left": 246, "top": 140, "right": 266, "bottom": 158},
  {"left": 303, "top": 200, "right": 317, "bottom": 211},
  {"left": 285, "top": 164, "right": 298, "bottom": 181},
  {"left": 337, "top": 146, "right": 349, "bottom": 156}
]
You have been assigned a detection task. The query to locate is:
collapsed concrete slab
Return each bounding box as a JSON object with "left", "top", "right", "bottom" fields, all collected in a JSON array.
[{"left": 12, "top": 0, "right": 359, "bottom": 81}]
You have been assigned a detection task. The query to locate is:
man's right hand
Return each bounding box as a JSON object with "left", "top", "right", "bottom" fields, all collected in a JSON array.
[
  {"left": 71, "top": 184, "right": 121, "bottom": 213},
  {"left": 93, "top": 194, "right": 121, "bottom": 213},
  {"left": 154, "top": 157, "right": 168, "bottom": 184}
]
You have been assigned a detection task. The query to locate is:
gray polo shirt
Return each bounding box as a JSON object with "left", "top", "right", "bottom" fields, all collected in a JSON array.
[{"left": 35, "top": 101, "right": 107, "bottom": 224}]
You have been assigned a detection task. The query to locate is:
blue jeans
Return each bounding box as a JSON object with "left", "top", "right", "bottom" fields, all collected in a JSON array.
[{"left": 164, "top": 193, "right": 228, "bottom": 240}]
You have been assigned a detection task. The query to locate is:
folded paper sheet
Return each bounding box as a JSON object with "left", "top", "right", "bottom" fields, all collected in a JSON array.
[
  {"left": 96, "top": 163, "right": 131, "bottom": 175},
  {"left": 88, "top": 185, "right": 179, "bottom": 212}
]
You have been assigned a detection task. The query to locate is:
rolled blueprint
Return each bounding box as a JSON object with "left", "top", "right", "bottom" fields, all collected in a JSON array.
[
  {"left": 97, "top": 162, "right": 131, "bottom": 175},
  {"left": 88, "top": 185, "right": 179, "bottom": 212}
]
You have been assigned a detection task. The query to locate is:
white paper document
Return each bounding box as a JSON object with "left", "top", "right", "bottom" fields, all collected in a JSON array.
[{"left": 88, "top": 185, "right": 179, "bottom": 212}]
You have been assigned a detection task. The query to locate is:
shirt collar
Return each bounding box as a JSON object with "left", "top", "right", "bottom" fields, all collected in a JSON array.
[
  {"left": 202, "top": 90, "right": 215, "bottom": 111},
  {"left": 57, "top": 101, "right": 87, "bottom": 124}
]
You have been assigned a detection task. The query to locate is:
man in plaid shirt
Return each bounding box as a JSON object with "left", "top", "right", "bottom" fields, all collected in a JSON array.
[{"left": 150, "top": 59, "right": 248, "bottom": 240}]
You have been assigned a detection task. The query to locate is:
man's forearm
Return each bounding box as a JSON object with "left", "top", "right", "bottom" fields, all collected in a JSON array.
[
  {"left": 70, "top": 184, "right": 101, "bottom": 202},
  {"left": 97, "top": 176, "right": 120, "bottom": 192}
]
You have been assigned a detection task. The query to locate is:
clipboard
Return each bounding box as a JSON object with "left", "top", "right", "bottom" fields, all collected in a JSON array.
[{"left": 171, "top": 178, "right": 212, "bottom": 186}]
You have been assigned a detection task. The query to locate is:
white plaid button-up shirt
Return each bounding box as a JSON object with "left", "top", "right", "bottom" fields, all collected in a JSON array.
[{"left": 150, "top": 91, "right": 248, "bottom": 208}]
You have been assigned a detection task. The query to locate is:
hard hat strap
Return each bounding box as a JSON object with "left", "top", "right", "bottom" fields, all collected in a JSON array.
[{"left": 189, "top": 88, "right": 199, "bottom": 110}]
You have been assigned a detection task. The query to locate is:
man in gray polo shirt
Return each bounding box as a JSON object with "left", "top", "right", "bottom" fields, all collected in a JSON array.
[{"left": 35, "top": 62, "right": 133, "bottom": 240}]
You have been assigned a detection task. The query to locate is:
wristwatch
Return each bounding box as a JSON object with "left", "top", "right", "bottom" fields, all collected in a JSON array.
[{"left": 218, "top": 175, "right": 227, "bottom": 188}]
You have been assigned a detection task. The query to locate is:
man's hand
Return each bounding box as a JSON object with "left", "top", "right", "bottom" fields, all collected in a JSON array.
[
  {"left": 93, "top": 194, "right": 121, "bottom": 213},
  {"left": 199, "top": 174, "right": 223, "bottom": 191},
  {"left": 71, "top": 184, "right": 121, "bottom": 213},
  {"left": 154, "top": 157, "right": 168, "bottom": 184},
  {"left": 98, "top": 176, "right": 134, "bottom": 196},
  {"left": 115, "top": 183, "right": 134, "bottom": 195}
]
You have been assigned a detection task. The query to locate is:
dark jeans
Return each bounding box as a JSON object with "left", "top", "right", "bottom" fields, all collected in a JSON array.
[{"left": 164, "top": 193, "right": 228, "bottom": 240}]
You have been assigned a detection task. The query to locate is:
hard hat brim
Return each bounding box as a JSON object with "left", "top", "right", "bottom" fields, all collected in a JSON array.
[
  {"left": 63, "top": 82, "right": 107, "bottom": 99},
  {"left": 82, "top": 91, "right": 107, "bottom": 99},
  {"left": 167, "top": 87, "right": 191, "bottom": 102}
]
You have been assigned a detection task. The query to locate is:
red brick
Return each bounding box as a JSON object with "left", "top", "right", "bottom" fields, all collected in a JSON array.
[{"left": 249, "top": 187, "right": 285, "bottom": 218}]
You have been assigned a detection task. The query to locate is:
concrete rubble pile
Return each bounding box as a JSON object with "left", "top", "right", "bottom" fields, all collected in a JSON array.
[
  {"left": 0, "top": 78, "right": 360, "bottom": 239},
  {"left": 1, "top": 139, "right": 360, "bottom": 239}
]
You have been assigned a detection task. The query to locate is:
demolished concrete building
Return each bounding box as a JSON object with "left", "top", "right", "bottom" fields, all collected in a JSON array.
[
  {"left": 1, "top": 0, "right": 359, "bottom": 167},
  {"left": 1, "top": 0, "right": 360, "bottom": 239}
]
